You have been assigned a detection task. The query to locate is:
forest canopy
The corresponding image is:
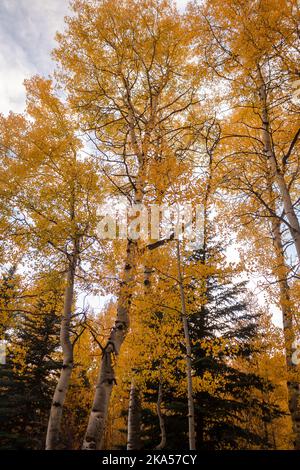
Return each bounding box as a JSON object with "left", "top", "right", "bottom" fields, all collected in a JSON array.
[{"left": 0, "top": 0, "right": 300, "bottom": 452}]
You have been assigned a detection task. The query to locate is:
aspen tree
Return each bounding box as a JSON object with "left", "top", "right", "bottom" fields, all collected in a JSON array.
[
  {"left": 176, "top": 240, "right": 196, "bottom": 450},
  {"left": 0, "top": 77, "right": 101, "bottom": 449},
  {"left": 190, "top": 0, "right": 300, "bottom": 265},
  {"left": 127, "top": 380, "right": 142, "bottom": 450},
  {"left": 53, "top": 0, "right": 199, "bottom": 449},
  {"left": 126, "top": 265, "right": 152, "bottom": 450}
]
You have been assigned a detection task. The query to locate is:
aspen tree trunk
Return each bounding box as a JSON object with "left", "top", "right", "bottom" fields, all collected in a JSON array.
[
  {"left": 258, "top": 68, "right": 300, "bottom": 262},
  {"left": 126, "top": 266, "right": 153, "bottom": 450},
  {"left": 127, "top": 380, "right": 142, "bottom": 450},
  {"left": 270, "top": 211, "right": 300, "bottom": 449},
  {"left": 155, "top": 367, "right": 166, "bottom": 450},
  {"left": 176, "top": 240, "right": 196, "bottom": 450},
  {"left": 83, "top": 159, "right": 146, "bottom": 450},
  {"left": 82, "top": 238, "right": 137, "bottom": 449},
  {"left": 195, "top": 138, "right": 214, "bottom": 449},
  {"left": 46, "top": 256, "right": 76, "bottom": 450},
  {"left": 144, "top": 265, "right": 167, "bottom": 450},
  {"left": 83, "top": 75, "right": 158, "bottom": 448}
]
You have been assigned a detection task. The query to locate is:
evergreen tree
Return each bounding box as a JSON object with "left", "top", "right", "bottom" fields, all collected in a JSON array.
[
  {"left": 188, "top": 246, "right": 283, "bottom": 450},
  {"left": 12, "top": 308, "right": 61, "bottom": 449},
  {"left": 138, "top": 244, "right": 284, "bottom": 450},
  {"left": 0, "top": 275, "right": 61, "bottom": 449},
  {"left": 0, "top": 362, "right": 29, "bottom": 449},
  {"left": 0, "top": 267, "right": 28, "bottom": 449}
]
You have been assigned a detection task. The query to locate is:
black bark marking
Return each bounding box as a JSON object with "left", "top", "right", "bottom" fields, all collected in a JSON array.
[{"left": 52, "top": 401, "right": 62, "bottom": 407}]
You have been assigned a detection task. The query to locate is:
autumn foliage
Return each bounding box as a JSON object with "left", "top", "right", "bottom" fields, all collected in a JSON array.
[{"left": 0, "top": 0, "right": 300, "bottom": 451}]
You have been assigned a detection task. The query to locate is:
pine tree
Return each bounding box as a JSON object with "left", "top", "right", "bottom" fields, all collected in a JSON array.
[
  {"left": 134, "top": 242, "right": 284, "bottom": 450},
  {"left": 0, "top": 275, "right": 62, "bottom": 449},
  {"left": 12, "top": 309, "right": 61, "bottom": 449},
  {"left": 0, "top": 362, "right": 29, "bottom": 450},
  {"left": 188, "top": 245, "right": 283, "bottom": 450},
  {"left": 0, "top": 267, "right": 28, "bottom": 450}
]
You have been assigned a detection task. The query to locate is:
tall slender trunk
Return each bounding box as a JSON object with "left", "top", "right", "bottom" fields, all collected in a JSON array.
[
  {"left": 258, "top": 67, "right": 300, "bottom": 262},
  {"left": 144, "top": 264, "right": 168, "bottom": 450},
  {"left": 176, "top": 240, "right": 196, "bottom": 450},
  {"left": 82, "top": 164, "right": 145, "bottom": 450},
  {"left": 127, "top": 380, "right": 142, "bottom": 450},
  {"left": 82, "top": 238, "right": 137, "bottom": 450},
  {"left": 126, "top": 265, "right": 153, "bottom": 450},
  {"left": 155, "top": 367, "right": 166, "bottom": 450},
  {"left": 46, "top": 256, "right": 76, "bottom": 450},
  {"left": 195, "top": 140, "right": 213, "bottom": 449},
  {"left": 271, "top": 212, "right": 300, "bottom": 449}
]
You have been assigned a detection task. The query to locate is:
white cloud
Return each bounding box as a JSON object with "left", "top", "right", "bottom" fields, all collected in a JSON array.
[
  {"left": 176, "top": 0, "right": 188, "bottom": 10},
  {"left": 0, "top": 0, "right": 189, "bottom": 115},
  {"left": 0, "top": 0, "right": 69, "bottom": 115}
]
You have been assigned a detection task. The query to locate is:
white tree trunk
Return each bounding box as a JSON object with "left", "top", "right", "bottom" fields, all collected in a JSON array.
[
  {"left": 127, "top": 381, "right": 142, "bottom": 450},
  {"left": 176, "top": 240, "right": 196, "bottom": 450},
  {"left": 258, "top": 70, "right": 300, "bottom": 262},
  {"left": 271, "top": 212, "right": 300, "bottom": 449},
  {"left": 155, "top": 367, "right": 166, "bottom": 450},
  {"left": 82, "top": 238, "right": 137, "bottom": 450},
  {"left": 126, "top": 265, "right": 153, "bottom": 450},
  {"left": 46, "top": 259, "right": 76, "bottom": 450}
]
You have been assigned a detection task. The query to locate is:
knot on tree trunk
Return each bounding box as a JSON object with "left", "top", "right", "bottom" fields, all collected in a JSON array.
[
  {"left": 115, "top": 320, "right": 128, "bottom": 331},
  {"left": 104, "top": 340, "right": 116, "bottom": 354},
  {"left": 100, "top": 349, "right": 117, "bottom": 385}
]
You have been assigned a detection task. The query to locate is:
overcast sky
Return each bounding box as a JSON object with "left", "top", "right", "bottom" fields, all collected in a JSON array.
[
  {"left": 0, "top": 0, "right": 188, "bottom": 116},
  {"left": 0, "top": 0, "right": 283, "bottom": 325},
  {"left": 0, "top": 0, "right": 70, "bottom": 114},
  {"left": 0, "top": 0, "right": 190, "bottom": 313}
]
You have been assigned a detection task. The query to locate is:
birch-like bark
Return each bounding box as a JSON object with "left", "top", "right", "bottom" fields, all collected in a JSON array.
[
  {"left": 155, "top": 367, "right": 166, "bottom": 450},
  {"left": 127, "top": 380, "right": 142, "bottom": 450},
  {"left": 82, "top": 63, "right": 165, "bottom": 449},
  {"left": 46, "top": 256, "right": 76, "bottom": 450},
  {"left": 82, "top": 151, "right": 146, "bottom": 450},
  {"left": 271, "top": 212, "right": 300, "bottom": 449},
  {"left": 82, "top": 238, "right": 137, "bottom": 449},
  {"left": 258, "top": 67, "right": 300, "bottom": 262},
  {"left": 126, "top": 265, "right": 153, "bottom": 450},
  {"left": 176, "top": 240, "right": 196, "bottom": 450},
  {"left": 143, "top": 265, "right": 167, "bottom": 449},
  {"left": 126, "top": 263, "right": 152, "bottom": 452}
]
